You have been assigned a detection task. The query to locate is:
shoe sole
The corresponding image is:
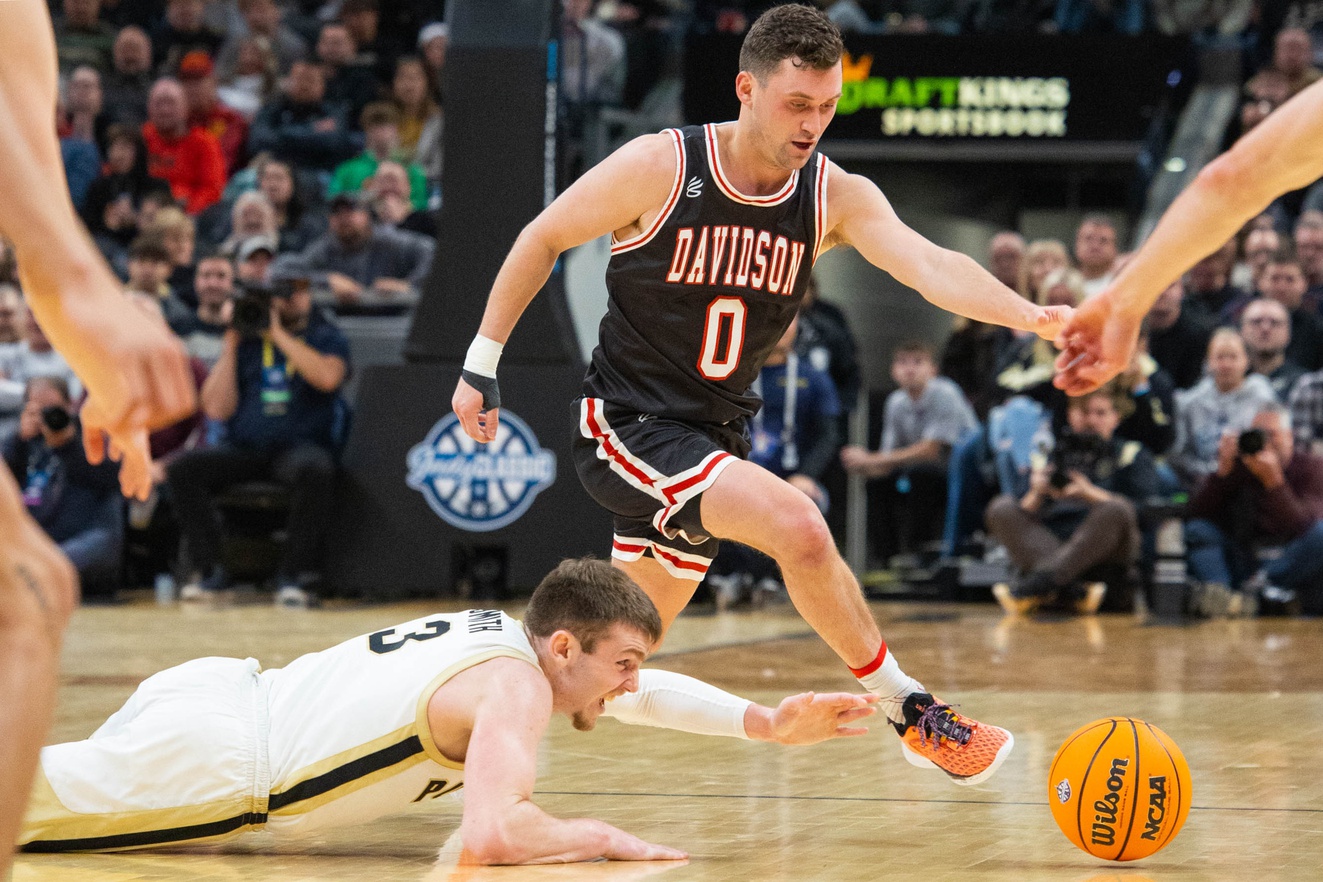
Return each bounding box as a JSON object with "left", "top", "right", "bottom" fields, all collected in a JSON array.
[{"left": 901, "top": 729, "right": 1015, "bottom": 786}]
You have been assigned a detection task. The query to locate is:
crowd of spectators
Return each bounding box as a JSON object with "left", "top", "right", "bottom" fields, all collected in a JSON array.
[
  {"left": 0, "top": 0, "right": 457, "bottom": 606},
  {"left": 693, "top": 0, "right": 1275, "bottom": 37},
  {"left": 13, "top": 1, "right": 1323, "bottom": 620}
]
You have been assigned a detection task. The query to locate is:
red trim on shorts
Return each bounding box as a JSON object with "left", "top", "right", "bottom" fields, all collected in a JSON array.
[
  {"left": 848, "top": 642, "right": 888, "bottom": 678},
  {"left": 613, "top": 539, "right": 649, "bottom": 555},
  {"left": 652, "top": 546, "right": 709, "bottom": 574},
  {"left": 658, "top": 451, "right": 734, "bottom": 504},
  {"left": 585, "top": 398, "right": 657, "bottom": 488}
]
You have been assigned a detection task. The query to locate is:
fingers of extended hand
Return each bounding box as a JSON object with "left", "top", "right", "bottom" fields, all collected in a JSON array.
[{"left": 113, "top": 430, "right": 154, "bottom": 501}]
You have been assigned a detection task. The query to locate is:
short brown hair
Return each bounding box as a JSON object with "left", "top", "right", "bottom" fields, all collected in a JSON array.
[
  {"left": 893, "top": 339, "right": 936, "bottom": 361},
  {"left": 523, "top": 558, "right": 662, "bottom": 652},
  {"left": 1067, "top": 379, "right": 1132, "bottom": 420},
  {"left": 739, "top": 4, "right": 843, "bottom": 83},
  {"left": 360, "top": 100, "right": 399, "bottom": 130},
  {"left": 1266, "top": 248, "right": 1305, "bottom": 274}
]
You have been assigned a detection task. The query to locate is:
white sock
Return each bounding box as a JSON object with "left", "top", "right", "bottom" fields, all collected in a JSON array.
[{"left": 854, "top": 648, "right": 925, "bottom": 726}]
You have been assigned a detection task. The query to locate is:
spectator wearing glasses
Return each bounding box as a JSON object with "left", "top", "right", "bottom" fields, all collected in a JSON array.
[
  {"left": 1242, "top": 297, "right": 1307, "bottom": 402},
  {"left": 1262, "top": 252, "right": 1323, "bottom": 371}
]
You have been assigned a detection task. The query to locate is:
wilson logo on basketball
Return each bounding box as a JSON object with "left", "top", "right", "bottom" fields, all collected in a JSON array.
[
  {"left": 1089, "top": 757, "right": 1129, "bottom": 847},
  {"left": 1142, "top": 775, "right": 1168, "bottom": 841}
]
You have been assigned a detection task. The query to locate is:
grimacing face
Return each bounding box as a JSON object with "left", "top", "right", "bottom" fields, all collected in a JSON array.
[{"left": 557, "top": 624, "right": 650, "bottom": 732}]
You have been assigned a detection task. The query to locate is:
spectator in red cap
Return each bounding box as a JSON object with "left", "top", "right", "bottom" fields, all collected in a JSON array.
[
  {"left": 142, "top": 77, "right": 226, "bottom": 214},
  {"left": 178, "top": 51, "right": 248, "bottom": 173}
]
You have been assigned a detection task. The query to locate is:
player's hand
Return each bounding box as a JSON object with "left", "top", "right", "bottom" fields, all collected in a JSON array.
[
  {"left": 1052, "top": 292, "right": 1141, "bottom": 395},
  {"left": 453, "top": 377, "right": 499, "bottom": 443},
  {"left": 601, "top": 828, "right": 689, "bottom": 862},
  {"left": 28, "top": 285, "right": 195, "bottom": 502},
  {"left": 754, "top": 691, "right": 879, "bottom": 745},
  {"left": 1031, "top": 304, "right": 1073, "bottom": 342}
]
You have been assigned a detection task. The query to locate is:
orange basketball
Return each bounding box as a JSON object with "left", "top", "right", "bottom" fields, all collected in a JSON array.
[{"left": 1048, "top": 717, "right": 1192, "bottom": 862}]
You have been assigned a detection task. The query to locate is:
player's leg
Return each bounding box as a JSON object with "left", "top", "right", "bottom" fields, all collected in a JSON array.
[
  {"left": 19, "top": 657, "right": 264, "bottom": 853},
  {"left": 702, "top": 459, "right": 885, "bottom": 669},
  {"left": 0, "top": 468, "right": 78, "bottom": 870},
  {"left": 701, "top": 459, "right": 1014, "bottom": 785},
  {"left": 613, "top": 554, "right": 700, "bottom": 640}
]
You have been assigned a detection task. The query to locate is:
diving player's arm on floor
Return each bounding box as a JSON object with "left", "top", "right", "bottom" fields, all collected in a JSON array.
[
  {"left": 603, "top": 670, "right": 877, "bottom": 746},
  {"left": 1055, "top": 79, "right": 1323, "bottom": 394},
  {"left": 453, "top": 133, "right": 678, "bottom": 443},
  {"left": 825, "top": 164, "right": 1069, "bottom": 341},
  {"left": 452, "top": 659, "right": 687, "bottom": 865}
]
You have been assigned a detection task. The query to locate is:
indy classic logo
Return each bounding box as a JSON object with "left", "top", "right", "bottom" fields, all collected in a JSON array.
[{"left": 407, "top": 411, "right": 556, "bottom": 532}]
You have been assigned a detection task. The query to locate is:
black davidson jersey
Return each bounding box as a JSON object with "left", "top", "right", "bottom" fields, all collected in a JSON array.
[{"left": 582, "top": 123, "right": 829, "bottom": 424}]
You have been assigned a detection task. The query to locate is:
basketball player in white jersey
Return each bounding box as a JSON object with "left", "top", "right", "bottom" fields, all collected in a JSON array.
[
  {"left": 1056, "top": 78, "right": 1323, "bottom": 394},
  {"left": 19, "top": 559, "right": 877, "bottom": 863},
  {"left": 0, "top": 0, "right": 196, "bottom": 872},
  {"left": 454, "top": 5, "right": 1068, "bottom": 786}
]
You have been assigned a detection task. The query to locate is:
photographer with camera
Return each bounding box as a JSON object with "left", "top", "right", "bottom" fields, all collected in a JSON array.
[
  {"left": 1185, "top": 403, "right": 1323, "bottom": 616},
  {"left": 985, "top": 382, "right": 1159, "bottom": 615},
  {"left": 166, "top": 258, "right": 350, "bottom": 608},
  {"left": 3, "top": 376, "right": 122, "bottom": 594},
  {"left": 1169, "top": 328, "right": 1278, "bottom": 489}
]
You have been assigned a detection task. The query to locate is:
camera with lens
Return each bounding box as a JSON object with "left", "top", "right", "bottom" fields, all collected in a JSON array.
[
  {"left": 1048, "top": 430, "right": 1110, "bottom": 490},
  {"left": 39, "top": 405, "right": 72, "bottom": 433},
  {"left": 1237, "top": 428, "right": 1266, "bottom": 456},
  {"left": 230, "top": 280, "right": 294, "bottom": 339}
]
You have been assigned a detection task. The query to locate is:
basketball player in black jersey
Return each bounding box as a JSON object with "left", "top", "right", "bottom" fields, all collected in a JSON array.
[
  {"left": 454, "top": 4, "right": 1069, "bottom": 785},
  {"left": 0, "top": 0, "right": 197, "bottom": 870}
]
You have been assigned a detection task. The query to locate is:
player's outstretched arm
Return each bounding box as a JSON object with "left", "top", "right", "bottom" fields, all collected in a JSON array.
[
  {"left": 603, "top": 669, "right": 877, "bottom": 745},
  {"left": 827, "top": 165, "right": 1071, "bottom": 341},
  {"left": 1055, "top": 78, "right": 1323, "bottom": 394},
  {"left": 450, "top": 660, "right": 687, "bottom": 865},
  {"left": 0, "top": 0, "right": 195, "bottom": 500},
  {"left": 452, "top": 132, "right": 680, "bottom": 443}
]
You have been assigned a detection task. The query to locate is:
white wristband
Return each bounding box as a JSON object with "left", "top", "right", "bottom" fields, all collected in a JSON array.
[{"left": 463, "top": 334, "right": 504, "bottom": 379}]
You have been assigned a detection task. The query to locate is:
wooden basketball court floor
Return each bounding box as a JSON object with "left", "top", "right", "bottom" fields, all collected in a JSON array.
[{"left": 13, "top": 595, "right": 1323, "bottom": 882}]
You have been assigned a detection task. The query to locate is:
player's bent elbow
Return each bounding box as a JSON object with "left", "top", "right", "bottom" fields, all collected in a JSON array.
[{"left": 1195, "top": 153, "right": 1274, "bottom": 209}]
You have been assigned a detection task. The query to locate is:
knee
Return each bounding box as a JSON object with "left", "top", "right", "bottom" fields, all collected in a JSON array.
[
  {"left": 773, "top": 497, "right": 836, "bottom": 571},
  {"left": 984, "top": 494, "right": 1021, "bottom": 532},
  {"left": 1093, "top": 497, "right": 1136, "bottom": 526}
]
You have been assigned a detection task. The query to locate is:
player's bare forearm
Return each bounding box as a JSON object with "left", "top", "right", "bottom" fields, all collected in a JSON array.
[
  {"left": 0, "top": 468, "right": 77, "bottom": 875},
  {"left": 476, "top": 226, "right": 562, "bottom": 343},
  {"left": 1105, "top": 79, "right": 1323, "bottom": 320},
  {"left": 919, "top": 249, "right": 1040, "bottom": 332}
]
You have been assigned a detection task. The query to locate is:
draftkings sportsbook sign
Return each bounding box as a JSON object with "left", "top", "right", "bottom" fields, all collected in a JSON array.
[{"left": 684, "top": 34, "right": 1189, "bottom": 143}]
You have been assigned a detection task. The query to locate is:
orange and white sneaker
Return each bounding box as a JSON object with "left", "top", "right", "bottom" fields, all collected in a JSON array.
[{"left": 893, "top": 693, "right": 1014, "bottom": 786}]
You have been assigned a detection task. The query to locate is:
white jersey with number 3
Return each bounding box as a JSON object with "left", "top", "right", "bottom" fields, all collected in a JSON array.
[{"left": 20, "top": 609, "right": 538, "bottom": 852}]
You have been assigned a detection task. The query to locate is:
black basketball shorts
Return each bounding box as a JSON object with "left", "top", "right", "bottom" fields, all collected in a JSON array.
[{"left": 572, "top": 397, "right": 750, "bottom": 581}]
